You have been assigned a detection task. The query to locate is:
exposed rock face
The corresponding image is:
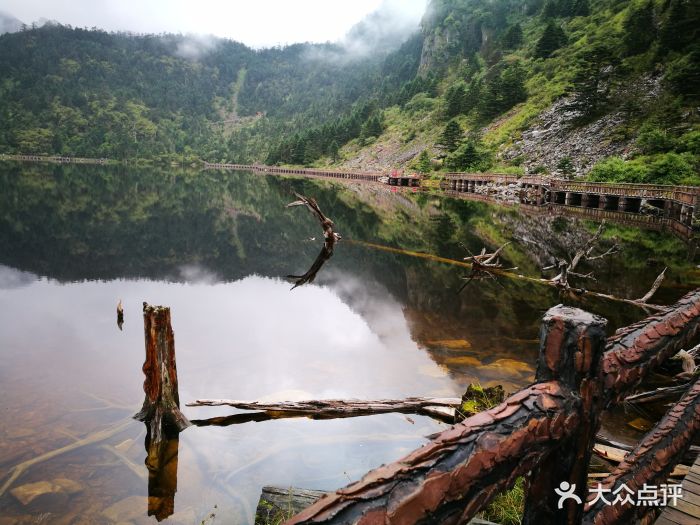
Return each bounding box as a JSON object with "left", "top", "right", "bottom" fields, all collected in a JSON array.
[
  {"left": 500, "top": 98, "right": 630, "bottom": 177},
  {"left": 499, "top": 74, "right": 664, "bottom": 178}
]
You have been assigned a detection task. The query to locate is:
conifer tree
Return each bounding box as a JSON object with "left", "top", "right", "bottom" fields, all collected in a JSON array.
[
  {"left": 572, "top": 0, "right": 590, "bottom": 16},
  {"left": 445, "top": 83, "right": 467, "bottom": 118},
  {"left": 502, "top": 24, "right": 524, "bottom": 49},
  {"left": 623, "top": 1, "right": 655, "bottom": 56},
  {"left": 438, "top": 120, "right": 463, "bottom": 152},
  {"left": 535, "top": 22, "right": 567, "bottom": 58}
]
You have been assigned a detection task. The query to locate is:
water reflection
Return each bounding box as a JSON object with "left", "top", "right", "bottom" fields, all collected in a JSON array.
[
  {"left": 145, "top": 433, "right": 180, "bottom": 522},
  {"left": 1, "top": 164, "right": 699, "bottom": 523}
]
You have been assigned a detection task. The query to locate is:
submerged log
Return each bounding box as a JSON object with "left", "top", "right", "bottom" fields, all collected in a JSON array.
[
  {"left": 134, "top": 303, "right": 190, "bottom": 443},
  {"left": 255, "top": 486, "right": 328, "bottom": 525},
  {"left": 583, "top": 376, "right": 700, "bottom": 525}
]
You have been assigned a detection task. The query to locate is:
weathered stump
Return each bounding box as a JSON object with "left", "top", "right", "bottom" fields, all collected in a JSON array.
[
  {"left": 134, "top": 303, "right": 190, "bottom": 443},
  {"left": 523, "top": 305, "right": 608, "bottom": 525}
]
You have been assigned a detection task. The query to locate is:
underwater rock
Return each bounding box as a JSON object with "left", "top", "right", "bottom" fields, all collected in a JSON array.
[{"left": 10, "top": 478, "right": 83, "bottom": 506}]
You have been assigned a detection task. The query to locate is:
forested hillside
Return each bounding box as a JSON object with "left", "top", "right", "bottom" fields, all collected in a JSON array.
[{"left": 0, "top": 0, "right": 698, "bottom": 183}]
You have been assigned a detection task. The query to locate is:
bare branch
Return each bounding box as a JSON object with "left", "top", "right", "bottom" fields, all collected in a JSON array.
[{"left": 637, "top": 267, "right": 666, "bottom": 304}]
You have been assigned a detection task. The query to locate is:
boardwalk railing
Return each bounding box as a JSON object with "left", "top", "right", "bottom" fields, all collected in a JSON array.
[
  {"left": 0, "top": 154, "right": 109, "bottom": 164},
  {"left": 283, "top": 291, "right": 700, "bottom": 525}
]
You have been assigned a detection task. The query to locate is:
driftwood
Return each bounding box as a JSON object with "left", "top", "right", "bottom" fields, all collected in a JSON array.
[
  {"left": 186, "top": 398, "right": 461, "bottom": 424},
  {"left": 458, "top": 241, "right": 517, "bottom": 292},
  {"left": 133, "top": 304, "right": 190, "bottom": 443},
  {"left": 583, "top": 376, "right": 700, "bottom": 525},
  {"left": 286, "top": 193, "right": 340, "bottom": 289},
  {"left": 283, "top": 306, "right": 605, "bottom": 525},
  {"left": 544, "top": 222, "right": 619, "bottom": 287}
]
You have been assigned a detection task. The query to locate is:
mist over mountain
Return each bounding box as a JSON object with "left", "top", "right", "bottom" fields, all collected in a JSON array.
[
  {"left": 0, "top": 0, "right": 697, "bottom": 184},
  {"left": 0, "top": 11, "right": 23, "bottom": 34}
]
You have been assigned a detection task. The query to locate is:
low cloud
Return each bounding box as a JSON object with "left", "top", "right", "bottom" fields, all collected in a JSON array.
[
  {"left": 304, "top": 0, "right": 426, "bottom": 63},
  {"left": 174, "top": 33, "right": 220, "bottom": 60}
]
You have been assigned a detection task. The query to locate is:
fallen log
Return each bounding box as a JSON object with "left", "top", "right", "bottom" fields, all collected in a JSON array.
[
  {"left": 592, "top": 444, "right": 689, "bottom": 477},
  {"left": 583, "top": 376, "right": 700, "bottom": 525},
  {"left": 186, "top": 397, "right": 461, "bottom": 424},
  {"left": 601, "top": 288, "right": 700, "bottom": 405},
  {"left": 134, "top": 303, "right": 190, "bottom": 443}
]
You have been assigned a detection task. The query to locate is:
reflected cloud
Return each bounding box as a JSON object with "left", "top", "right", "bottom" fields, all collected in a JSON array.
[
  {"left": 177, "top": 265, "right": 221, "bottom": 284},
  {"left": 0, "top": 264, "right": 38, "bottom": 289}
]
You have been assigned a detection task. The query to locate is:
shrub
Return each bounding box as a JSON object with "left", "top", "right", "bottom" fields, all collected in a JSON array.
[
  {"left": 587, "top": 157, "right": 647, "bottom": 182},
  {"left": 646, "top": 152, "right": 698, "bottom": 185},
  {"left": 636, "top": 126, "right": 676, "bottom": 154}
]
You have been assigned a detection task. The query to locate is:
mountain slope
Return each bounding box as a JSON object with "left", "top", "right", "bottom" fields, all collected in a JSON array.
[{"left": 0, "top": 1, "right": 697, "bottom": 184}]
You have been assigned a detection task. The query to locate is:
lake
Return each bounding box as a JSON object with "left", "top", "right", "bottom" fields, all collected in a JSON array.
[{"left": 0, "top": 163, "right": 698, "bottom": 524}]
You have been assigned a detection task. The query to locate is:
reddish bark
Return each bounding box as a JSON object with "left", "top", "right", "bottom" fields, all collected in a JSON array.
[
  {"left": 285, "top": 382, "right": 578, "bottom": 525},
  {"left": 523, "top": 306, "right": 607, "bottom": 525},
  {"left": 602, "top": 289, "right": 700, "bottom": 405},
  {"left": 583, "top": 377, "right": 700, "bottom": 525},
  {"left": 134, "top": 304, "right": 190, "bottom": 443}
]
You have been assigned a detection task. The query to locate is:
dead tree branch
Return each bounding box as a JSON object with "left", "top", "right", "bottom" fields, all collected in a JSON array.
[
  {"left": 286, "top": 193, "right": 341, "bottom": 289},
  {"left": 636, "top": 267, "right": 667, "bottom": 304}
]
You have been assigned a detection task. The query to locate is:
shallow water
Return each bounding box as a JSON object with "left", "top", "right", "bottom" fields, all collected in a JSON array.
[{"left": 0, "top": 164, "right": 698, "bottom": 524}]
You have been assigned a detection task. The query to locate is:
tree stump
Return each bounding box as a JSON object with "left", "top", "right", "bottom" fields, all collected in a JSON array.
[{"left": 134, "top": 303, "right": 190, "bottom": 444}]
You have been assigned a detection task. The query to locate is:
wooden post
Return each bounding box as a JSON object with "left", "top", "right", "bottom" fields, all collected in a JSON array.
[
  {"left": 523, "top": 305, "right": 608, "bottom": 525},
  {"left": 134, "top": 303, "right": 190, "bottom": 444}
]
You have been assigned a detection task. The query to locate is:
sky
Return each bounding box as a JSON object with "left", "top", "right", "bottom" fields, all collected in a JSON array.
[{"left": 1, "top": 0, "right": 428, "bottom": 48}]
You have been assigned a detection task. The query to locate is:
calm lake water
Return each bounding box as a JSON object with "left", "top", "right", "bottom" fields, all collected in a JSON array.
[{"left": 1, "top": 163, "right": 698, "bottom": 524}]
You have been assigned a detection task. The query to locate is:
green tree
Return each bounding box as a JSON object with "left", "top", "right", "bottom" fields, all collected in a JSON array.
[
  {"left": 569, "top": 44, "right": 615, "bottom": 118},
  {"left": 502, "top": 24, "right": 524, "bottom": 49},
  {"left": 445, "top": 83, "right": 467, "bottom": 118},
  {"left": 445, "top": 138, "right": 492, "bottom": 171},
  {"left": 659, "top": 0, "right": 693, "bottom": 53},
  {"left": 623, "top": 1, "right": 655, "bottom": 56},
  {"left": 535, "top": 22, "right": 567, "bottom": 58},
  {"left": 415, "top": 150, "right": 431, "bottom": 173},
  {"left": 438, "top": 120, "right": 463, "bottom": 152},
  {"left": 572, "top": 0, "right": 590, "bottom": 17}
]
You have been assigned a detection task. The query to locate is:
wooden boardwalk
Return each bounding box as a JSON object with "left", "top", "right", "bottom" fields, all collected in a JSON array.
[{"left": 655, "top": 455, "right": 700, "bottom": 525}]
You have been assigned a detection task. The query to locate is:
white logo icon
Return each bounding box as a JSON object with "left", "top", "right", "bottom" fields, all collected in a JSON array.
[{"left": 555, "top": 481, "right": 582, "bottom": 509}]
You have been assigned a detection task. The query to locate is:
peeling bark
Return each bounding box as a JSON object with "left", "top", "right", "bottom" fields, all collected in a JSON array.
[
  {"left": 284, "top": 306, "right": 605, "bottom": 525},
  {"left": 602, "top": 289, "right": 700, "bottom": 405},
  {"left": 583, "top": 377, "right": 700, "bottom": 525},
  {"left": 133, "top": 303, "right": 190, "bottom": 443}
]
